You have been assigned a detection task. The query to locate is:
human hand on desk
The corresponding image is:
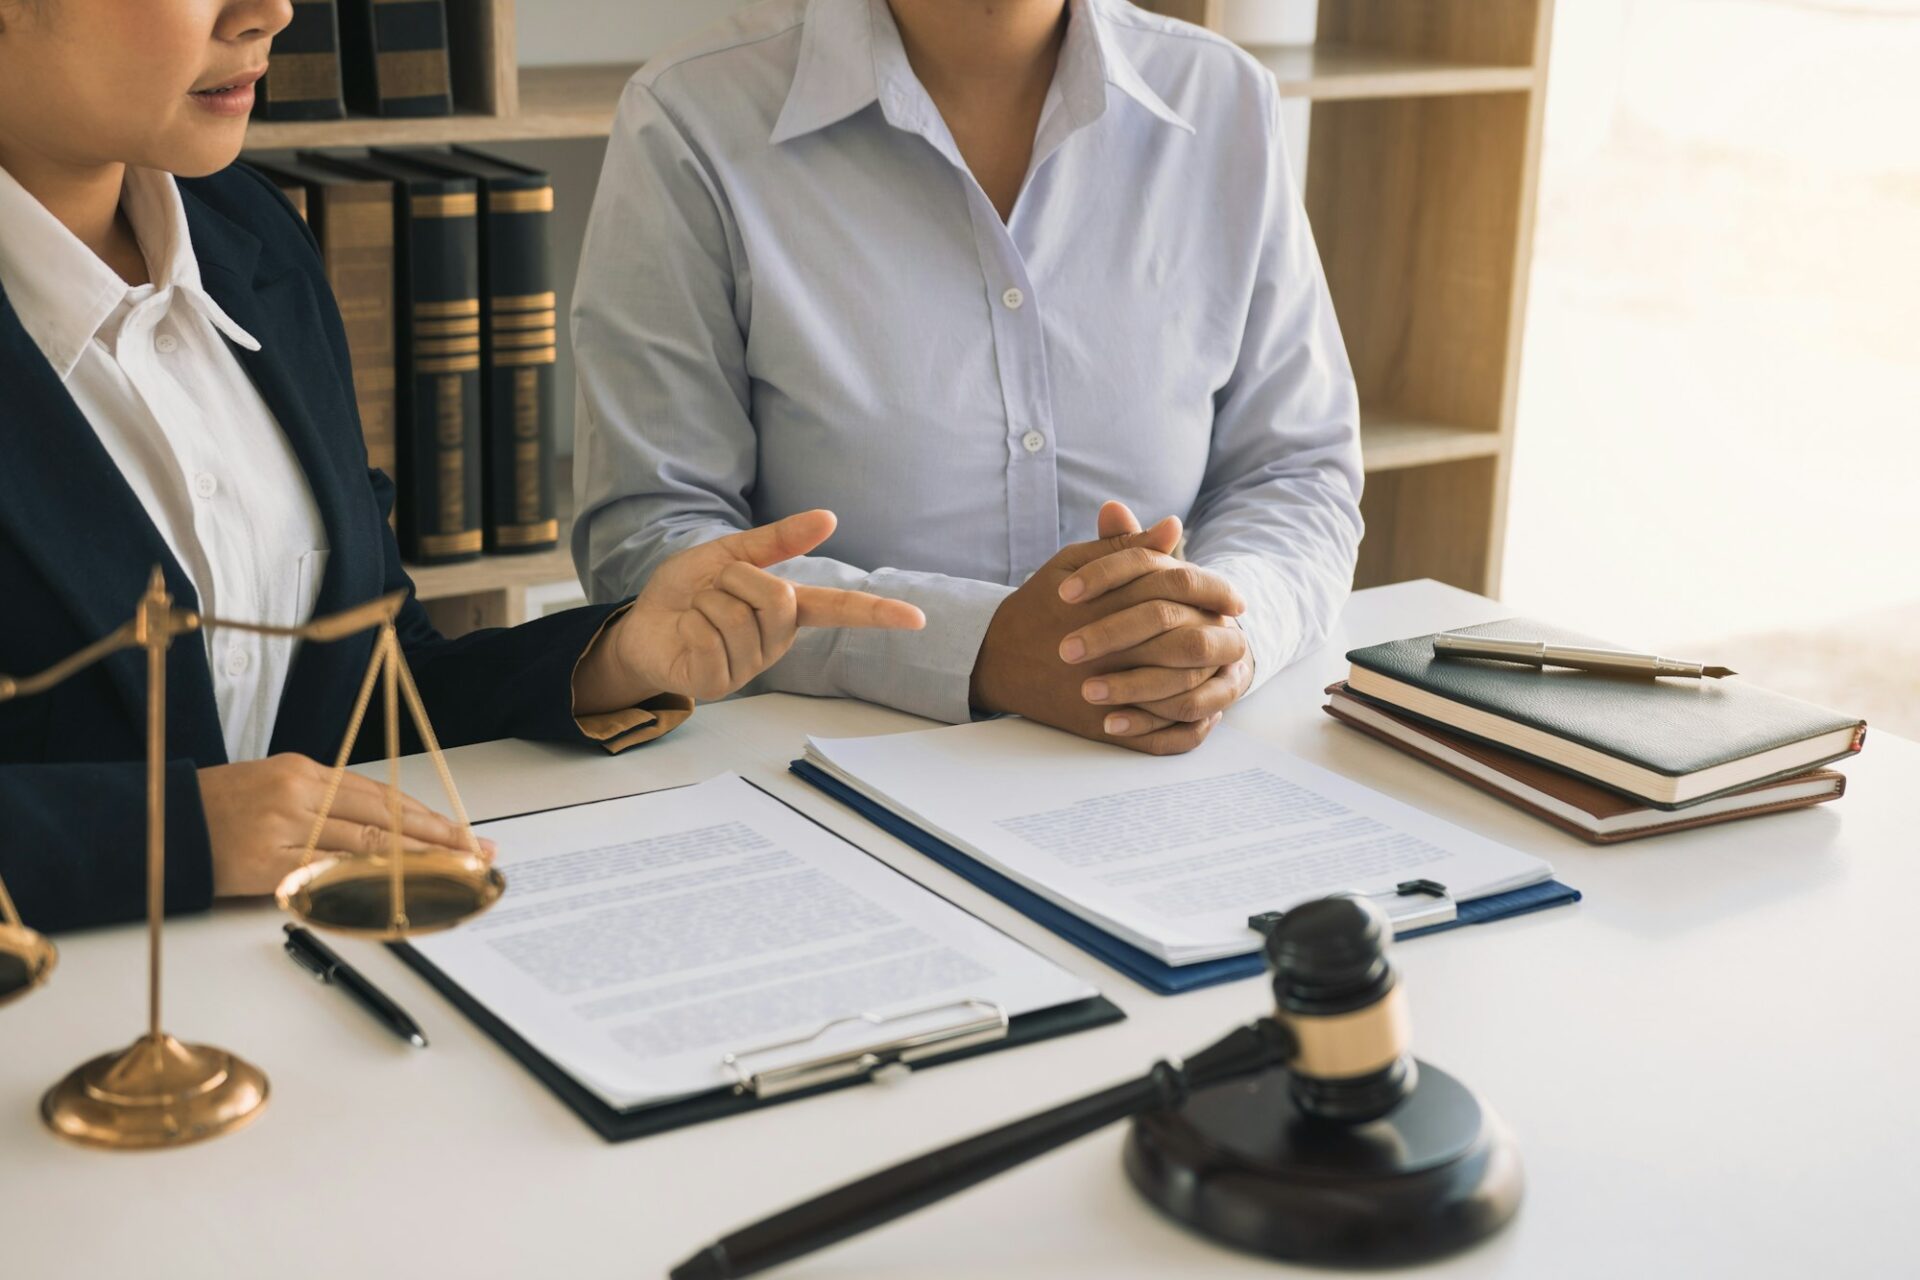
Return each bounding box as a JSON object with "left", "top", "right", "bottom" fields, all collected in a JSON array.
[
  {"left": 1060, "top": 502, "right": 1254, "bottom": 742},
  {"left": 199, "top": 756, "right": 493, "bottom": 898},
  {"left": 575, "top": 509, "right": 926, "bottom": 707},
  {"left": 969, "top": 507, "right": 1247, "bottom": 755}
]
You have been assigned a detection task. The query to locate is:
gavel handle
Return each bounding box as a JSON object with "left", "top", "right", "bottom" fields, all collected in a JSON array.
[{"left": 670, "top": 1018, "right": 1296, "bottom": 1280}]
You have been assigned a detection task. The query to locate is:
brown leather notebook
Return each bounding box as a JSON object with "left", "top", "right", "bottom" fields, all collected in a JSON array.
[{"left": 1324, "top": 684, "right": 1844, "bottom": 844}]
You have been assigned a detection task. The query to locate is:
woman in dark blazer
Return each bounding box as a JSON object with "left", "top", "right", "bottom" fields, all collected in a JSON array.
[{"left": 0, "top": 0, "right": 921, "bottom": 933}]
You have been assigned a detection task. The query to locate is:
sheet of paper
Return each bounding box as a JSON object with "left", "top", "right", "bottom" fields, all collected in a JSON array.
[
  {"left": 806, "top": 721, "right": 1552, "bottom": 965},
  {"left": 409, "top": 774, "right": 1097, "bottom": 1110}
]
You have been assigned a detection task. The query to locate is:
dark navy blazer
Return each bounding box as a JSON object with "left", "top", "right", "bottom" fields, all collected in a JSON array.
[{"left": 0, "top": 164, "right": 627, "bottom": 934}]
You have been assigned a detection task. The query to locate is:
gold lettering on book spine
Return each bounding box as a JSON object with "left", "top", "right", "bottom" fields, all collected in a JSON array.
[
  {"left": 489, "top": 187, "right": 554, "bottom": 215},
  {"left": 512, "top": 368, "right": 543, "bottom": 524},
  {"left": 377, "top": 49, "right": 449, "bottom": 100},
  {"left": 263, "top": 52, "right": 341, "bottom": 103},
  {"left": 434, "top": 375, "right": 464, "bottom": 534},
  {"left": 410, "top": 192, "right": 477, "bottom": 219},
  {"left": 489, "top": 292, "right": 555, "bottom": 313}
]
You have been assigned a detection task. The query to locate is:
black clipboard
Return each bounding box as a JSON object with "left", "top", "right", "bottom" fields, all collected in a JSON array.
[{"left": 389, "top": 781, "right": 1126, "bottom": 1143}]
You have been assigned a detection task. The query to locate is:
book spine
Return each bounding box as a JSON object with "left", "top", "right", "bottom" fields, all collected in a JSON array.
[
  {"left": 340, "top": 0, "right": 453, "bottom": 119},
  {"left": 478, "top": 175, "right": 558, "bottom": 554},
  {"left": 253, "top": 0, "right": 346, "bottom": 121},
  {"left": 312, "top": 183, "right": 399, "bottom": 482},
  {"left": 394, "top": 183, "right": 482, "bottom": 564}
]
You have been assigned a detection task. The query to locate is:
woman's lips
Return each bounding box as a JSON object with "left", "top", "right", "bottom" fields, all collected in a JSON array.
[{"left": 188, "top": 66, "right": 266, "bottom": 118}]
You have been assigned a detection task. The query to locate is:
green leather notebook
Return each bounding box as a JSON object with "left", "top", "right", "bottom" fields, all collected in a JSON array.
[{"left": 1346, "top": 619, "right": 1866, "bottom": 809}]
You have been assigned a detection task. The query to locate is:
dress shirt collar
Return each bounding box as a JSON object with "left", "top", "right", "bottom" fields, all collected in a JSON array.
[
  {"left": 770, "top": 0, "right": 1192, "bottom": 147},
  {"left": 0, "top": 162, "right": 259, "bottom": 382}
]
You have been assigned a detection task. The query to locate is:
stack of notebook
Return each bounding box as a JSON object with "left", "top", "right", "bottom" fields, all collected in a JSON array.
[{"left": 1325, "top": 620, "right": 1865, "bottom": 844}]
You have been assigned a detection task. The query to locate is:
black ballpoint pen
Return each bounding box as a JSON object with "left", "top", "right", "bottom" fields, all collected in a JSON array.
[{"left": 282, "top": 923, "right": 428, "bottom": 1048}]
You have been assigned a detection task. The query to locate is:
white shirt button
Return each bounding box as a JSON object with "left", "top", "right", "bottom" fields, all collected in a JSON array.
[
  {"left": 154, "top": 333, "right": 180, "bottom": 354},
  {"left": 1001, "top": 287, "right": 1025, "bottom": 311},
  {"left": 193, "top": 472, "right": 219, "bottom": 499},
  {"left": 225, "top": 647, "right": 251, "bottom": 677},
  {"left": 1022, "top": 430, "right": 1046, "bottom": 455}
]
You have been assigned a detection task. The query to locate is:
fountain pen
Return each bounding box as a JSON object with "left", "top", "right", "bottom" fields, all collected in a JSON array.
[
  {"left": 1432, "top": 633, "right": 1735, "bottom": 679},
  {"left": 283, "top": 924, "right": 428, "bottom": 1048}
]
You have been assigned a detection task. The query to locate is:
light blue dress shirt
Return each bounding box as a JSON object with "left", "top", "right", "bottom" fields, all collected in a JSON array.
[{"left": 572, "top": 0, "right": 1363, "bottom": 724}]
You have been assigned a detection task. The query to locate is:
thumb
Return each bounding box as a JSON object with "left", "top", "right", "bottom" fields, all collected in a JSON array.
[
  {"left": 705, "top": 509, "right": 837, "bottom": 569},
  {"left": 1058, "top": 514, "right": 1183, "bottom": 570},
  {"left": 1096, "top": 501, "right": 1142, "bottom": 539}
]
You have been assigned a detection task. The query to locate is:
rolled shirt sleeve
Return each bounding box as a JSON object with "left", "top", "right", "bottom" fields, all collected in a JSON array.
[
  {"left": 1182, "top": 74, "right": 1364, "bottom": 693},
  {"left": 571, "top": 81, "right": 1009, "bottom": 724}
]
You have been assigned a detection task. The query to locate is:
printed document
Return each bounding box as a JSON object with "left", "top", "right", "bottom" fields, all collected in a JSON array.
[
  {"left": 408, "top": 774, "right": 1097, "bottom": 1110},
  {"left": 804, "top": 721, "right": 1552, "bottom": 965}
]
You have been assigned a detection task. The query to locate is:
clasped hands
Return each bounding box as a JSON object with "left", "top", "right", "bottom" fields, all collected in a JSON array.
[{"left": 970, "top": 501, "right": 1253, "bottom": 755}]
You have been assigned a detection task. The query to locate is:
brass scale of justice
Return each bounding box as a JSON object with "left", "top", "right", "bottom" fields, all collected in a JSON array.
[{"left": 0, "top": 569, "right": 504, "bottom": 1149}]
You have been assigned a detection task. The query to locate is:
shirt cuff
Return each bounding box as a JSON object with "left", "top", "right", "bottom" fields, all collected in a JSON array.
[
  {"left": 568, "top": 603, "right": 696, "bottom": 753},
  {"left": 836, "top": 569, "right": 1014, "bottom": 724}
]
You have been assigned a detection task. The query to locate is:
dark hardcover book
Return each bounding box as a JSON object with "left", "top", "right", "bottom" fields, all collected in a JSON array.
[
  {"left": 253, "top": 0, "right": 346, "bottom": 121},
  {"left": 1322, "top": 683, "right": 1846, "bottom": 844},
  {"left": 337, "top": 0, "right": 453, "bottom": 119},
  {"left": 301, "top": 151, "right": 481, "bottom": 564},
  {"left": 1345, "top": 619, "right": 1868, "bottom": 809},
  {"left": 375, "top": 147, "right": 557, "bottom": 554},
  {"left": 247, "top": 156, "right": 398, "bottom": 484}
]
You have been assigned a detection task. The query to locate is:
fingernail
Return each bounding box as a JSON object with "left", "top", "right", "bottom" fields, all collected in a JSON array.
[
  {"left": 1084, "top": 680, "right": 1109, "bottom": 703},
  {"left": 480, "top": 838, "right": 499, "bottom": 860},
  {"left": 1209, "top": 712, "right": 1223, "bottom": 726},
  {"left": 1059, "top": 577, "right": 1085, "bottom": 602},
  {"left": 1105, "top": 714, "right": 1131, "bottom": 734},
  {"left": 1060, "top": 637, "right": 1086, "bottom": 662}
]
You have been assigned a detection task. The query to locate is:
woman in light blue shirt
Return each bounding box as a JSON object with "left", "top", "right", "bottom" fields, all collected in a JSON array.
[{"left": 573, "top": 0, "right": 1363, "bottom": 755}]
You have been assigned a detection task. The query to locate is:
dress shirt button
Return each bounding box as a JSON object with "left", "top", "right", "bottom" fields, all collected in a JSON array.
[
  {"left": 1001, "top": 287, "right": 1025, "bottom": 311},
  {"left": 154, "top": 333, "right": 180, "bottom": 354},
  {"left": 1022, "top": 430, "right": 1046, "bottom": 455},
  {"left": 225, "top": 647, "right": 250, "bottom": 677},
  {"left": 193, "top": 472, "right": 219, "bottom": 499}
]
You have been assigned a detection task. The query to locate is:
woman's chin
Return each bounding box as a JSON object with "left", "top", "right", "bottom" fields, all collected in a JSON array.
[{"left": 157, "top": 129, "right": 249, "bottom": 179}]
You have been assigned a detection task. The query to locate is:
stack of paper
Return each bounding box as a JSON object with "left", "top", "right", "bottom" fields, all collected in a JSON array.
[
  {"left": 802, "top": 721, "right": 1557, "bottom": 968},
  {"left": 409, "top": 774, "right": 1098, "bottom": 1112}
]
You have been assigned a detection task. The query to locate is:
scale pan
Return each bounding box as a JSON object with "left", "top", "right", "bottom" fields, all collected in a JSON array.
[
  {"left": 276, "top": 850, "right": 504, "bottom": 940},
  {"left": 0, "top": 923, "right": 57, "bottom": 1008}
]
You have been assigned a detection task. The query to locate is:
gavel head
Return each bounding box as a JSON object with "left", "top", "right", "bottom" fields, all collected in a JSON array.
[{"left": 1264, "top": 896, "right": 1416, "bottom": 1124}]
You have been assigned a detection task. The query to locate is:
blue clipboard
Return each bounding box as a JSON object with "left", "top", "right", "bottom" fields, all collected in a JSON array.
[{"left": 791, "top": 760, "right": 1581, "bottom": 995}]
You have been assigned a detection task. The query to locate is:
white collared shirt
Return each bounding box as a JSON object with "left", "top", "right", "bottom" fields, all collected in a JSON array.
[
  {"left": 573, "top": 0, "right": 1363, "bottom": 724},
  {"left": 0, "top": 163, "right": 328, "bottom": 763}
]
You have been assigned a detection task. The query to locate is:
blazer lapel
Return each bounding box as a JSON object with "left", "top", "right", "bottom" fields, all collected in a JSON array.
[{"left": 0, "top": 286, "right": 223, "bottom": 753}]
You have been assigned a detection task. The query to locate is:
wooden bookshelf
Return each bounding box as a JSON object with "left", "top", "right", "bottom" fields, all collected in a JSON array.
[
  {"left": 1251, "top": 43, "right": 1538, "bottom": 100},
  {"left": 1149, "top": 0, "right": 1555, "bottom": 595},
  {"left": 244, "top": 63, "right": 635, "bottom": 149},
  {"left": 251, "top": 0, "right": 1554, "bottom": 631}
]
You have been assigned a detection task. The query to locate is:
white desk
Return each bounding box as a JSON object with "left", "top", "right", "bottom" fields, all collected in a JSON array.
[{"left": 4, "top": 581, "right": 1914, "bottom": 1279}]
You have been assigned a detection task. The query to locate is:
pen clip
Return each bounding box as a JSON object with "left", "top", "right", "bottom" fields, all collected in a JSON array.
[
  {"left": 284, "top": 936, "right": 333, "bottom": 981},
  {"left": 720, "top": 998, "right": 1010, "bottom": 1100}
]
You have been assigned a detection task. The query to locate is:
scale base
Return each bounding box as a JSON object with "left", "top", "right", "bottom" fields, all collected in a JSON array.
[
  {"left": 1125, "top": 1060, "right": 1521, "bottom": 1267},
  {"left": 42, "top": 1032, "right": 269, "bottom": 1150}
]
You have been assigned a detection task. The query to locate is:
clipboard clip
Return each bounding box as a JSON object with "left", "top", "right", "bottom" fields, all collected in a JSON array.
[
  {"left": 1248, "top": 879, "right": 1457, "bottom": 940},
  {"left": 720, "top": 998, "right": 1011, "bottom": 1099}
]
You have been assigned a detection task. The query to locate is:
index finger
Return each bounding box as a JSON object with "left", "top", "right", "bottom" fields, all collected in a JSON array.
[
  {"left": 794, "top": 585, "right": 927, "bottom": 631},
  {"left": 706, "top": 509, "right": 839, "bottom": 569}
]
